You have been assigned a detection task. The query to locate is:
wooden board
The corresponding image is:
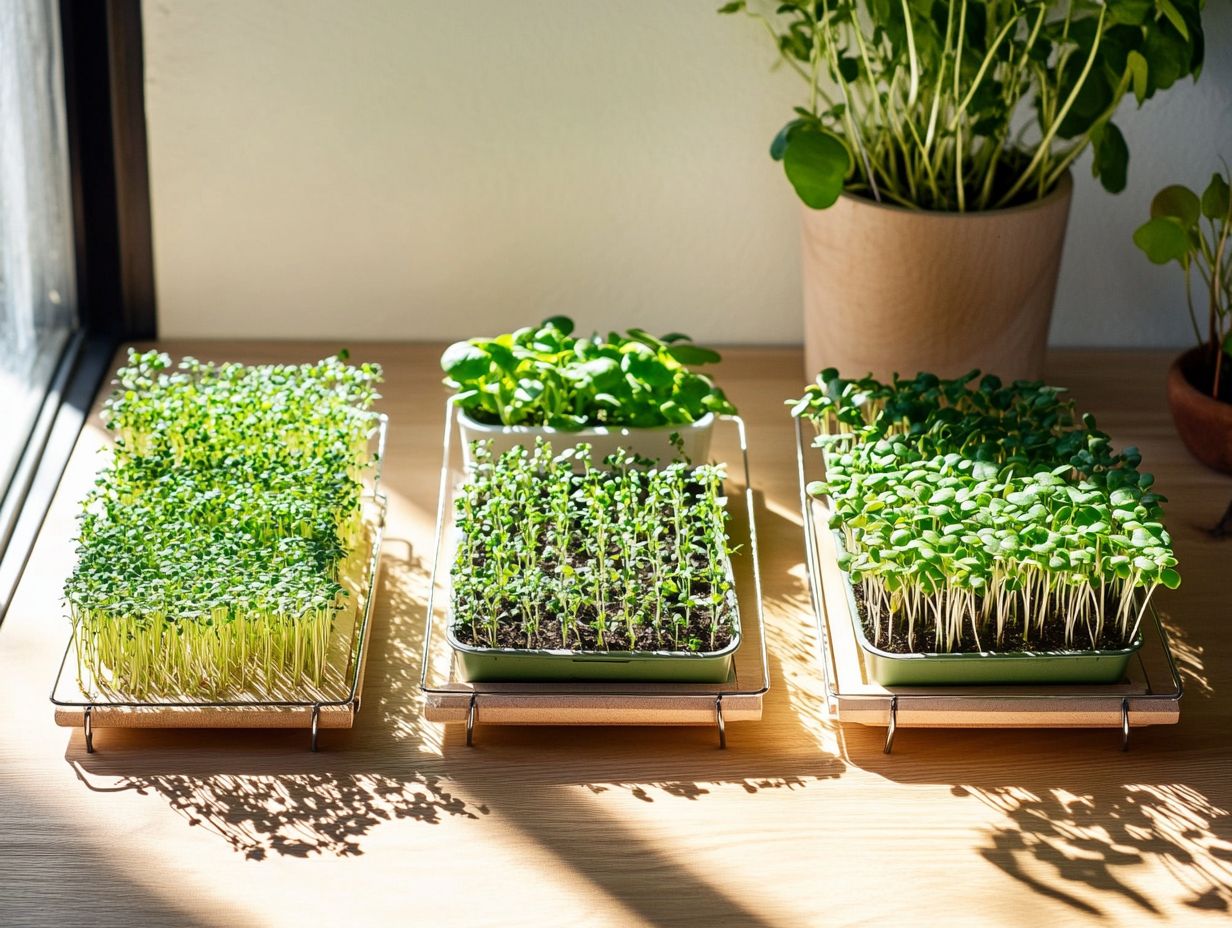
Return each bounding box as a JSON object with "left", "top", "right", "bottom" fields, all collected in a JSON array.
[{"left": 807, "top": 494, "right": 1182, "bottom": 729}]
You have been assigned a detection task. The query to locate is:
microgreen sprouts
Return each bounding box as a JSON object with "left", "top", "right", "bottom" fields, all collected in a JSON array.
[
  {"left": 450, "top": 441, "right": 737, "bottom": 654},
  {"left": 793, "top": 369, "right": 1179, "bottom": 654},
  {"left": 441, "top": 316, "right": 736, "bottom": 429},
  {"left": 64, "top": 350, "right": 383, "bottom": 697}
]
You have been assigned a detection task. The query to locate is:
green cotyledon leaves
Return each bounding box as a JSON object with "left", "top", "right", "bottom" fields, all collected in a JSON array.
[{"left": 792, "top": 368, "right": 1178, "bottom": 653}]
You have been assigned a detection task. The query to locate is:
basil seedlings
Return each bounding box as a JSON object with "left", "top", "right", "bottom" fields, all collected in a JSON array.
[
  {"left": 64, "top": 350, "right": 383, "bottom": 697},
  {"left": 441, "top": 316, "right": 736, "bottom": 430}
]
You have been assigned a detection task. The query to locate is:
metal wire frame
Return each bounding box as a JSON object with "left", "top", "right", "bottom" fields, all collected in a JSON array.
[
  {"left": 792, "top": 414, "right": 1184, "bottom": 754},
  {"left": 48, "top": 413, "right": 391, "bottom": 753},
  {"left": 419, "top": 401, "right": 769, "bottom": 748}
]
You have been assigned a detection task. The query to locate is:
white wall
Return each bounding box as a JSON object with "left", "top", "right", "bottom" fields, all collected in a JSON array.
[{"left": 143, "top": 0, "right": 1232, "bottom": 348}]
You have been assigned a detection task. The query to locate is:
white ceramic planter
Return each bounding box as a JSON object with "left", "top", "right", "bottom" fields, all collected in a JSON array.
[{"left": 456, "top": 410, "right": 716, "bottom": 469}]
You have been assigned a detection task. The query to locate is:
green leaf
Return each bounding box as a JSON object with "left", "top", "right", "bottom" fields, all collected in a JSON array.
[
  {"left": 1091, "top": 122, "right": 1128, "bottom": 194},
  {"left": 1142, "top": 27, "right": 1188, "bottom": 92},
  {"left": 540, "top": 315, "right": 574, "bottom": 336},
  {"left": 1108, "top": 0, "right": 1153, "bottom": 25},
  {"left": 1160, "top": 567, "right": 1182, "bottom": 590},
  {"left": 1151, "top": 184, "right": 1200, "bottom": 227},
  {"left": 716, "top": 0, "right": 745, "bottom": 12},
  {"left": 1157, "top": 0, "right": 1189, "bottom": 41},
  {"left": 1126, "top": 49, "right": 1149, "bottom": 103},
  {"left": 1132, "top": 217, "right": 1190, "bottom": 264},
  {"left": 769, "top": 119, "right": 805, "bottom": 162},
  {"left": 1201, "top": 172, "right": 1231, "bottom": 220},
  {"left": 440, "top": 341, "right": 490, "bottom": 380},
  {"left": 666, "top": 344, "right": 722, "bottom": 366},
  {"left": 783, "top": 127, "right": 851, "bottom": 210}
]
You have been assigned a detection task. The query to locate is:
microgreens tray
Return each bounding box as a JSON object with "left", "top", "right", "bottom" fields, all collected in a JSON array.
[
  {"left": 832, "top": 530, "right": 1144, "bottom": 686},
  {"left": 445, "top": 441, "right": 742, "bottom": 683}
]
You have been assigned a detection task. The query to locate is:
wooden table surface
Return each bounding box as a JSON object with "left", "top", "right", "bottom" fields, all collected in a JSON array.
[{"left": 3, "top": 344, "right": 1230, "bottom": 928}]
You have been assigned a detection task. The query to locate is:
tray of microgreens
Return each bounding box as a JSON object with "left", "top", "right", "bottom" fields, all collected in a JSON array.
[
  {"left": 441, "top": 316, "right": 736, "bottom": 467},
  {"left": 445, "top": 441, "right": 740, "bottom": 682},
  {"left": 52, "top": 350, "right": 386, "bottom": 718},
  {"left": 792, "top": 370, "right": 1180, "bottom": 686}
]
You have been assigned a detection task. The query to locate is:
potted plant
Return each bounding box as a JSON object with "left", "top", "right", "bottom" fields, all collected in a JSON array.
[
  {"left": 446, "top": 442, "right": 741, "bottom": 682},
  {"left": 66, "top": 350, "right": 383, "bottom": 698},
  {"left": 721, "top": 1, "right": 1205, "bottom": 381},
  {"left": 792, "top": 369, "right": 1179, "bottom": 685},
  {"left": 1133, "top": 168, "right": 1232, "bottom": 473},
  {"left": 441, "top": 316, "right": 736, "bottom": 468}
]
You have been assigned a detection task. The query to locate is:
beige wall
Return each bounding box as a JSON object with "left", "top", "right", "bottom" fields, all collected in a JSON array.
[{"left": 144, "top": 0, "right": 1232, "bottom": 347}]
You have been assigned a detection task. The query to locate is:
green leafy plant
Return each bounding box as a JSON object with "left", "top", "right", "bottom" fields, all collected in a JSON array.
[
  {"left": 451, "top": 441, "right": 737, "bottom": 654},
  {"left": 720, "top": 1, "right": 1205, "bottom": 211},
  {"left": 64, "top": 350, "right": 383, "bottom": 698},
  {"left": 1133, "top": 168, "right": 1231, "bottom": 399},
  {"left": 793, "top": 369, "right": 1178, "bottom": 653},
  {"left": 441, "top": 316, "right": 736, "bottom": 429}
]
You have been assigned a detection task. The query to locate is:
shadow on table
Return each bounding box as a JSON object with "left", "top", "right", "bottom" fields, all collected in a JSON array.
[
  {"left": 65, "top": 510, "right": 844, "bottom": 928},
  {"left": 839, "top": 719, "right": 1232, "bottom": 916}
]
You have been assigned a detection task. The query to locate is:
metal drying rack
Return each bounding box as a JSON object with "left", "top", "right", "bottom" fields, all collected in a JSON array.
[
  {"left": 49, "top": 415, "right": 390, "bottom": 753},
  {"left": 419, "top": 402, "right": 769, "bottom": 748},
  {"left": 793, "top": 414, "right": 1184, "bottom": 754}
]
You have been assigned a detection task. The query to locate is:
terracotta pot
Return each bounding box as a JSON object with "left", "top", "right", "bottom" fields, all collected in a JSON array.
[
  {"left": 800, "top": 173, "right": 1073, "bottom": 382},
  {"left": 1167, "top": 345, "right": 1232, "bottom": 473}
]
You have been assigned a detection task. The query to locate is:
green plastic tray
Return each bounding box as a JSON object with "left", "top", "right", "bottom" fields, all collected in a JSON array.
[{"left": 445, "top": 627, "right": 739, "bottom": 683}]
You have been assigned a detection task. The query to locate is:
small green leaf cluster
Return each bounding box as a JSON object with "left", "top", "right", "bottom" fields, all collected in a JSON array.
[
  {"left": 1133, "top": 169, "right": 1232, "bottom": 398},
  {"left": 64, "top": 350, "right": 383, "bottom": 697},
  {"left": 797, "top": 370, "right": 1178, "bottom": 653},
  {"left": 441, "top": 316, "right": 736, "bottom": 430},
  {"left": 720, "top": 1, "right": 1204, "bottom": 211},
  {"left": 451, "top": 441, "right": 736, "bottom": 654}
]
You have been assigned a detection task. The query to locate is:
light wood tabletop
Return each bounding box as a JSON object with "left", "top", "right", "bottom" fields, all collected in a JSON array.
[{"left": 2, "top": 344, "right": 1230, "bottom": 928}]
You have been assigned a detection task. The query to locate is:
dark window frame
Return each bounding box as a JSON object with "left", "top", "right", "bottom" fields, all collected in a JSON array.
[{"left": 0, "top": 0, "right": 156, "bottom": 619}]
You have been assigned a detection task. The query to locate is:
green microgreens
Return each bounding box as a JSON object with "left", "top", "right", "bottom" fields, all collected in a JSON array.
[
  {"left": 64, "top": 350, "right": 383, "bottom": 697},
  {"left": 792, "top": 369, "right": 1179, "bottom": 653},
  {"left": 440, "top": 315, "right": 736, "bottom": 430},
  {"left": 450, "top": 441, "right": 736, "bottom": 654}
]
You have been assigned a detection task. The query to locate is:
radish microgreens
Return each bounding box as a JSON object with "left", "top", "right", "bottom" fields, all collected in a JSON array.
[
  {"left": 451, "top": 441, "right": 736, "bottom": 654},
  {"left": 793, "top": 369, "right": 1179, "bottom": 654},
  {"left": 64, "top": 350, "right": 383, "bottom": 697},
  {"left": 441, "top": 316, "right": 736, "bottom": 430}
]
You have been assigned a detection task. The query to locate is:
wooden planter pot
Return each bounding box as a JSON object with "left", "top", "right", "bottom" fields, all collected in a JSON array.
[{"left": 800, "top": 174, "right": 1073, "bottom": 382}]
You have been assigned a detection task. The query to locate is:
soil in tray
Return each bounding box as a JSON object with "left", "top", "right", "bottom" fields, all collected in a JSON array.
[
  {"left": 451, "top": 449, "right": 737, "bottom": 655},
  {"left": 851, "top": 583, "right": 1136, "bottom": 656}
]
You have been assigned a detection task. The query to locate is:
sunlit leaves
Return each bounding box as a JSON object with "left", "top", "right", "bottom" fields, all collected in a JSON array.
[{"left": 442, "top": 316, "right": 736, "bottom": 429}]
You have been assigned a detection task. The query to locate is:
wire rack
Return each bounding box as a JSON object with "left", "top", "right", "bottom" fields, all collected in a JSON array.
[
  {"left": 49, "top": 415, "right": 390, "bottom": 753},
  {"left": 419, "top": 402, "right": 769, "bottom": 748},
  {"left": 793, "top": 414, "right": 1183, "bottom": 754}
]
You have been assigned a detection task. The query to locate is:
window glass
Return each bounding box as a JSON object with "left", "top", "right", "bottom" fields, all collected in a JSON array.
[{"left": 0, "top": 0, "right": 77, "bottom": 496}]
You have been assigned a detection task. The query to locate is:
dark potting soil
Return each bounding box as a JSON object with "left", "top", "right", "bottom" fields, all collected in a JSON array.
[{"left": 851, "top": 584, "right": 1136, "bottom": 655}]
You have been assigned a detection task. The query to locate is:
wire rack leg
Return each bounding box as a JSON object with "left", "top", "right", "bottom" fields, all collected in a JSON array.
[
  {"left": 1121, "top": 698, "right": 1131, "bottom": 752},
  {"left": 466, "top": 693, "right": 477, "bottom": 747},
  {"left": 83, "top": 706, "right": 94, "bottom": 754},
  {"left": 883, "top": 696, "right": 898, "bottom": 754},
  {"left": 310, "top": 703, "right": 321, "bottom": 752},
  {"left": 715, "top": 696, "right": 726, "bottom": 749}
]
